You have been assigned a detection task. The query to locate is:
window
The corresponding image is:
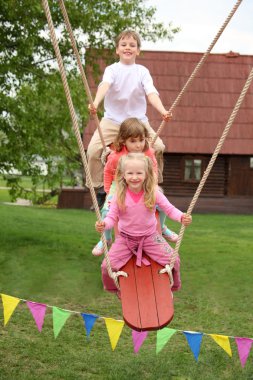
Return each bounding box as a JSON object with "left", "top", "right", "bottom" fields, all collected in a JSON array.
[
  {"left": 250, "top": 157, "right": 253, "bottom": 169},
  {"left": 184, "top": 159, "right": 202, "bottom": 182}
]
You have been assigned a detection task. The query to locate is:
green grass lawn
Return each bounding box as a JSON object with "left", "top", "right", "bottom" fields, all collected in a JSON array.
[
  {"left": 0, "top": 204, "right": 253, "bottom": 380},
  {"left": 0, "top": 175, "right": 41, "bottom": 189},
  {"left": 0, "top": 176, "right": 58, "bottom": 205}
]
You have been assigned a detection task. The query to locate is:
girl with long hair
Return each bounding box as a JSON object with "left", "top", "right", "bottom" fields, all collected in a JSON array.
[{"left": 95, "top": 153, "right": 192, "bottom": 295}]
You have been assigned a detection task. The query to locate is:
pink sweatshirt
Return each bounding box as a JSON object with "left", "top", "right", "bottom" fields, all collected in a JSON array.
[
  {"left": 104, "top": 146, "right": 158, "bottom": 193},
  {"left": 103, "top": 189, "right": 183, "bottom": 236}
]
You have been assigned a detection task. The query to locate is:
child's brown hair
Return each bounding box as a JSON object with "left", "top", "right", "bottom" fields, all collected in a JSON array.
[
  {"left": 115, "top": 30, "right": 141, "bottom": 48},
  {"left": 114, "top": 117, "right": 150, "bottom": 152}
]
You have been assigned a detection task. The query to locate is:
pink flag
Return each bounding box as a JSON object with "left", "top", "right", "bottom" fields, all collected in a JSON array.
[
  {"left": 132, "top": 330, "right": 148, "bottom": 354},
  {"left": 235, "top": 337, "right": 253, "bottom": 368},
  {"left": 26, "top": 301, "right": 47, "bottom": 332}
]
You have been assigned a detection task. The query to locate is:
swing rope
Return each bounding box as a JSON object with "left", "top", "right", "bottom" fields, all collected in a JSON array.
[
  {"left": 58, "top": 0, "right": 106, "bottom": 150},
  {"left": 41, "top": 0, "right": 120, "bottom": 290},
  {"left": 42, "top": 0, "right": 250, "bottom": 293},
  {"left": 165, "top": 67, "right": 253, "bottom": 274},
  {"left": 152, "top": 0, "right": 243, "bottom": 145}
]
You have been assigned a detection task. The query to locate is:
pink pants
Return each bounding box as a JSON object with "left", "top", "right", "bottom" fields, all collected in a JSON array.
[{"left": 101, "top": 232, "right": 181, "bottom": 294}]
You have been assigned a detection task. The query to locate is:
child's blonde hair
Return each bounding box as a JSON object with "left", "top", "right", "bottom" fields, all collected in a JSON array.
[
  {"left": 115, "top": 153, "right": 156, "bottom": 211},
  {"left": 114, "top": 118, "right": 150, "bottom": 152},
  {"left": 115, "top": 30, "right": 141, "bottom": 48}
]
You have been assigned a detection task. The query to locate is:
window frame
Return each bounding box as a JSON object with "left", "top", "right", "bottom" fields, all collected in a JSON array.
[{"left": 182, "top": 156, "right": 205, "bottom": 183}]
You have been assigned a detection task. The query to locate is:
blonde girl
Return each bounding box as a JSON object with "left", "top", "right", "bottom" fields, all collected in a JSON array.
[{"left": 95, "top": 153, "right": 192, "bottom": 295}]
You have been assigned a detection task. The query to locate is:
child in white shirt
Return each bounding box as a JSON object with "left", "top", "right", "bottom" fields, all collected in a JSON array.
[{"left": 87, "top": 29, "right": 171, "bottom": 190}]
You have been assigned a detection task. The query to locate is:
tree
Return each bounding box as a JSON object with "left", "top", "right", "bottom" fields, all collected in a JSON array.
[{"left": 0, "top": 0, "right": 179, "bottom": 202}]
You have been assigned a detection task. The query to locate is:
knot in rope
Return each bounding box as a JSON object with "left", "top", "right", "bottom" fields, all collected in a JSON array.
[
  {"left": 159, "top": 264, "right": 174, "bottom": 288},
  {"left": 110, "top": 270, "right": 128, "bottom": 281}
]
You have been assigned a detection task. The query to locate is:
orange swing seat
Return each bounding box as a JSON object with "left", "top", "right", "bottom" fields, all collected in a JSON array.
[
  {"left": 116, "top": 212, "right": 174, "bottom": 331},
  {"left": 119, "top": 255, "right": 174, "bottom": 331}
]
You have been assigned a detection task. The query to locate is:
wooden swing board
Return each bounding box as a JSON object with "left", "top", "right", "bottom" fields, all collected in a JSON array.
[{"left": 119, "top": 255, "right": 174, "bottom": 331}]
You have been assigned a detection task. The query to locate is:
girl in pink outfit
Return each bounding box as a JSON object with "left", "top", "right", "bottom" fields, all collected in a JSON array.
[
  {"left": 92, "top": 118, "right": 178, "bottom": 256},
  {"left": 95, "top": 153, "right": 192, "bottom": 295}
]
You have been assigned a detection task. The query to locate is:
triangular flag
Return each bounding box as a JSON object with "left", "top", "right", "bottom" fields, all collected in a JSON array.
[
  {"left": 235, "top": 337, "right": 253, "bottom": 368},
  {"left": 209, "top": 334, "right": 232, "bottom": 357},
  {"left": 1, "top": 294, "right": 20, "bottom": 326},
  {"left": 26, "top": 301, "right": 47, "bottom": 332},
  {"left": 132, "top": 330, "right": 148, "bottom": 354},
  {"left": 183, "top": 331, "right": 203, "bottom": 361},
  {"left": 52, "top": 307, "right": 72, "bottom": 338},
  {"left": 104, "top": 317, "right": 124, "bottom": 351},
  {"left": 156, "top": 328, "right": 177, "bottom": 354},
  {"left": 81, "top": 313, "right": 98, "bottom": 338}
]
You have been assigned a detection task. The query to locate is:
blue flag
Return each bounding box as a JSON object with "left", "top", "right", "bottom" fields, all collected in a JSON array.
[
  {"left": 81, "top": 313, "right": 98, "bottom": 338},
  {"left": 183, "top": 331, "right": 203, "bottom": 361}
]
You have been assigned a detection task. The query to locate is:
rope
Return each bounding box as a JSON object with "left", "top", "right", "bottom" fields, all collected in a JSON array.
[
  {"left": 159, "top": 264, "right": 174, "bottom": 287},
  {"left": 58, "top": 0, "right": 106, "bottom": 150},
  {"left": 152, "top": 0, "right": 243, "bottom": 145},
  {"left": 166, "top": 67, "right": 253, "bottom": 272},
  {"left": 41, "top": 0, "right": 120, "bottom": 290}
]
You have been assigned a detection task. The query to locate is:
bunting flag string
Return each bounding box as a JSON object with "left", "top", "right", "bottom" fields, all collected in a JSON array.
[
  {"left": 209, "top": 334, "right": 232, "bottom": 357},
  {"left": 0, "top": 292, "right": 252, "bottom": 367},
  {"left": 81, "top": 313, "right": 99, "bottom": 338},
  {"left": 156, "top": 328, "right": 177, "bottom": 354},
  {"left": 132, "top": 330, "right": 149, "bottom": 354},
  {"left": 1, "top": 294, "right": 20, "bottom": 326},
  {"left": 53, "top": 307, "right": 72, "bottom": 338},
  {"left": 104, "top": 317, "right": 125, "bottom": 351},
  {"left": 26, "top": 301, "right": 47, "bottom": 332},
  {"left": 183, "top": 331, "right": 204, "bottom": 362}
]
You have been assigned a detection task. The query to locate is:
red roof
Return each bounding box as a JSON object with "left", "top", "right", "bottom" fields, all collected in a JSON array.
[{"left": 84, "top": 51, "right": 253, "bottom": 155}]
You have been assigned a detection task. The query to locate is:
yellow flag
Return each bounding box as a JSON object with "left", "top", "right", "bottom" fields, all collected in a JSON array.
[
  {"left": 1, "top": 294, "right": 21, "bottom": 326},
  {"left": 209, "top": 334, "right": 232, "bottom": 357},
  {"left": 104, "top": 317, "right": 124, "bottom": 351}
]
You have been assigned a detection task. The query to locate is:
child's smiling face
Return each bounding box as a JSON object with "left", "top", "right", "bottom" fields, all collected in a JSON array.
[
  {"left": 123, "top": 159, "right": 146, "bottom": 193},
  {"left": 116, "top": 35, "right": 140, "bottom": 64}
]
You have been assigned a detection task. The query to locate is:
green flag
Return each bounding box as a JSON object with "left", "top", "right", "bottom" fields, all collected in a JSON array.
[
  {"left": 53, "top": 307, "right": 71, "bottom": 338},
  {"left": 156, "top": 328, "right": 177, "bottom": 354}
]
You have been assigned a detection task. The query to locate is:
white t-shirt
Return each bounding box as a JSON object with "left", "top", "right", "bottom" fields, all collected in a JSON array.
[{"left": 100, "top": 62, "right": 158, "bottom": 124}]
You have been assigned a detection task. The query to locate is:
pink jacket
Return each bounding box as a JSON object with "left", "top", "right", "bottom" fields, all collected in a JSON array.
[
  {"left": 103, "top": 189, "right": 183, "bottom": 236},
  {"left": 104, "top": 146, "right": 158, "bottom": 193}
]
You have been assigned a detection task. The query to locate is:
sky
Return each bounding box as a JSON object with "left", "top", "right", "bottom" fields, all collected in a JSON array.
[{"left": 142, "top": 0, "right": 252, "bottom": 55}]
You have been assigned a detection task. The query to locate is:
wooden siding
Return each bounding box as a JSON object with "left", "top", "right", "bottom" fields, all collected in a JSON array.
[
  {"left": 58, "top": 187, "right": 91, "bottom": 209},
  {"left": 162, "top": 153, "right": 226, "bottom": 197},
  {"left": 165, "top": 196, "right": 253, "bottom": 215},
  {"left": 227, "top": 156, "right": 253, "bottom": 196}
]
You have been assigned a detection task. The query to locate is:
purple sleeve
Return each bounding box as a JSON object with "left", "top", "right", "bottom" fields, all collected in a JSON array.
[
  {"left": 156, "top": 191, "right": 183, "bottom": 222},
  {"left": 103, "top": 195, "right": 119, "bottom": 230}
]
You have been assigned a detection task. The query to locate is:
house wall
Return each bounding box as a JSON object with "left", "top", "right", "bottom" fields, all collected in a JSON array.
[
  {"left": 162, "top": 153, "right": 226, "bottom": 197},
  {"left": 162, "top": 153, "right": 253, "bottom": 198},
  {"left": 227, "top": 156, "right": 253, "bottom": 196},
  {"left": 58, "top": 187, "right": 92, "bottom": 209}
]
